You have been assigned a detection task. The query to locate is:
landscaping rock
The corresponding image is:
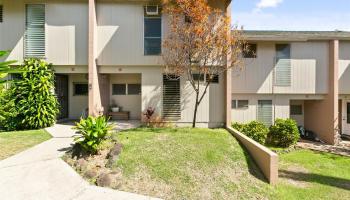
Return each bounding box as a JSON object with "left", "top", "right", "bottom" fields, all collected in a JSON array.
[
  {"left": 76, "top": 158, "right": 88, "bottom": 171},
  {"left": 84, "top": 168, "right": 98, "bottom": 179},
  {"left": 108, "top": 143, "right": 123, "bottom": 158},
  {"left": 96, "top": 173, "right": 113, "bottom": 187}
]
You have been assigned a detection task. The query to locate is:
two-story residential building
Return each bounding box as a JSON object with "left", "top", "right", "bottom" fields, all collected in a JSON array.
[
  {"left": 0, "top": 0, "right": 232, "bottom": 128},
  {"left": 232, "top": 31, "right": 350, "bottom": 144}
]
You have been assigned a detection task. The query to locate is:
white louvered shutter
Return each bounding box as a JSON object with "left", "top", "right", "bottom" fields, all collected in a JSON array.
[{"left": 25, "top": 4, "right": 45, "bottom": 58}]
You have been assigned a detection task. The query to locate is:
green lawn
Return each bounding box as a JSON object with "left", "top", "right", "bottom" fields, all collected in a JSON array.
[
  {"left": 0, "top": 129, "right": 52, "bottom": 160},
  {"left": 114, "top": 128, "right": 350, "bottom": 200},
  {"left": 115, "top": 128, "right": 271, "bottom": 199},
  {"left": 275, "top": 149, "right": 350, "bottom": 200}
]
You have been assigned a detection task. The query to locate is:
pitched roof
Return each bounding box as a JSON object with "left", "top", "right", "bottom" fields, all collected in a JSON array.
[{"left": 242, "top": 30, "right": 350, "bottom": 41}]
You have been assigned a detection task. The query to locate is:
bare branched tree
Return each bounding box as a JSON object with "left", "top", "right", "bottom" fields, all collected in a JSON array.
[{"left": 162, "top": 0, "right": 246, "bottom": 127}]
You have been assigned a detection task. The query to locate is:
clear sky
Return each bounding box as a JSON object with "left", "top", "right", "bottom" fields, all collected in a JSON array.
[{"left": 232, "top": 0, "right": 350, "bottom": 31}]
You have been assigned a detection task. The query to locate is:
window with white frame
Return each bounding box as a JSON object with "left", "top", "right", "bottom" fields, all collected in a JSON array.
[
  {"left": 73, "top": 83, "right": 88, "bottom": 96},
  {"left": 144, "top": 6, "right": 162, "bottom": 55},
  {"left": 232, "top": 100, "right": 249, "bottom": 109},
  {"left": 112, "top": 84, "right": 141, "bottom": 95},
  {"left": 290, "top": 105, "right": 303, "bottom": 115}
]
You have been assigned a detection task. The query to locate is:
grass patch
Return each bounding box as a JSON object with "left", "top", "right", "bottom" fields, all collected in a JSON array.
[
  {"left": 276, "top": 149, "right": 350, "bottom": 200},
  {"left": 0, "top": 129, "right": 52, "bottom": 160},
  {"left": 115, "top": 128, "right": 271, "bottom": 200}
]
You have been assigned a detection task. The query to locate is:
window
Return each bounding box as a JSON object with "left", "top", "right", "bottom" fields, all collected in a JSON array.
[
  {"left": 206, "top": 74, "right": 219, "bottom": 83},
  {"left": 144, "top": 6, "right": 162, "bottom": 55},
  {"left": 275, "top": 44, "right": 291, "bottom": 86},
  {"left": 112, "top": 84, "right": 126, "bottom": 95},
  {"left": 163, "top": 75, "right": 181, "bottom": 120},
  {"left": 290, "top": 105, "right": 303, "bottom": 115},
  {"left": 232, "top": 100, "right": 237, "bottom": 109},
  {"left": 25, "top": 4, "right": 45, "bottom": 58},
  {"left": 257, "top": 100, "right": 273, "bottom": 126},
  {"left": 128, "top": 84, "right": 141, "bottom": 95},
  {"left": 192, "top": 74, "right": 205, "bottom": 82},
  {"left": 232, "top": 100, "right": 249, "bottom": 109},
  {"left": 243, "top": 43, "right": 257, "bottom": 58},
  {"left": 73, "top": 83, "right": 88, "bottom": 96},
  {"left": 0, "top": 5, "right": 3, "bottom": 23}
]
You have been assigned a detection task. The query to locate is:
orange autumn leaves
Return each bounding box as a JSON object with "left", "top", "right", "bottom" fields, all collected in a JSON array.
[{"left": 162, "top": 0, "right": 245, "bottom": 76}]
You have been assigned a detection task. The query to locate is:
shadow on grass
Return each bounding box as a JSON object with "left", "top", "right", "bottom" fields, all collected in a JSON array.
[
  {"left": 238, "top": 142, "right": 268, "bottom": 183},
  {"left": 279, "top": 170, "right": 350, "bottom": 190}
]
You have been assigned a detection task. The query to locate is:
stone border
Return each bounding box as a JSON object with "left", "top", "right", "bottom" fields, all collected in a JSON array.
[{"left": 226, "top": 127, "right": 278, "bottom": 184}]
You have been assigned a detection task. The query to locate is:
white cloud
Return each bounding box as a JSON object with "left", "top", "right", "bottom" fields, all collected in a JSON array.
[{"left": 256, "top": 0, "right": 283, "bottom": 9}]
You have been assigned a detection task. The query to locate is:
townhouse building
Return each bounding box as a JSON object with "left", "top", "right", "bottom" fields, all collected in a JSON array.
[
  {"left": 0, "top": 0, "right": 232, "bottom": 128},
  {"left": 232, "top": 31, "right": 350, "bottom": 144},
  {"left": 1, "top": 1, "right": 349, "bottom": 145}
]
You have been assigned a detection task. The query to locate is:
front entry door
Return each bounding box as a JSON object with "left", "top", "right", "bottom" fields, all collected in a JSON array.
[
  {"left": 55, "top": 75, "right": 69, "bottom": 119},
  {"left": 342, "top": 100, "right": 350, "bottom": 136}
]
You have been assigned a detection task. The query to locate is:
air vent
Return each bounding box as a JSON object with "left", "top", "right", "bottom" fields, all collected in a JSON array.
[{"left": 145, "top": 5, "right": 159, "bottom": 16}]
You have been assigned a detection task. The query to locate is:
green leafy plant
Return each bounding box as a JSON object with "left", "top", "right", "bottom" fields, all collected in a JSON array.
[
  {"left": 0, "top": 86, "right": 18, "bottom": 129},
  {"left": 74, "top": 116, "right": 114, "bottom": 154},
  {"left": 232, "top": 121, "right": 269, "bottom": 145},
  {"left": 3, "top": 58, "right": 59, "bottom": 130},
  {"left": 268, "top": 118, "right": 300, "bottom": 148},
  {"left": 0, "top": 50, "right": 18, "bottom": 84}
]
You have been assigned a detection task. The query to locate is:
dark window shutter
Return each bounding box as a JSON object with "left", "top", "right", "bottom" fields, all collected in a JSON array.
[
  {"left": 0, "top": 5, "right": 3, "bottom": 23},
  {"left": 163, "top": 75, "right": 181, "bottom": 120}
]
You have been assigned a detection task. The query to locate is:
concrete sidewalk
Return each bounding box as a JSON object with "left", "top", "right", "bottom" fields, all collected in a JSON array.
[{"left": 0, "top": 123, "right": 160, "bottom": 200}]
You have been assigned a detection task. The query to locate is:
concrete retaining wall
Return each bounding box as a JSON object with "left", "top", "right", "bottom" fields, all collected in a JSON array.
[{"left": 226, "top": 127, "right": 278, "bottom": 184}]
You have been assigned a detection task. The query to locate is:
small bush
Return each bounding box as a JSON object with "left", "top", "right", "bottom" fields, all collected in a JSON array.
[
  {"left": 74, "top": 116, "right": 114, "bottom": 154},
  {"left": 232, "top": 121, "right": 269, "bottom": 144},
  {"left": 268, "top": 118, "right": 300, "bottom": 148}
]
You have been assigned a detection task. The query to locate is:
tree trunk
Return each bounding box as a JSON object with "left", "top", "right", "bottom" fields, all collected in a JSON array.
[{"left": 192, "top": 90, "right": 200, "bottom": 128}]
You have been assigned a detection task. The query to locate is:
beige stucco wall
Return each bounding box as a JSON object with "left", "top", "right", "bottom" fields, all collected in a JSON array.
[
  {"left": 304, "top": 40, "right": 339, "bottom": 144},
  {"left": 227, "top": 127, "right": 278, "bottom": 184},
  {"left": 96, "top": 3, "right": 166, "bottom": 66},
  {"left": 109, "top": 74, "right": 142, "bottom": 120},
  {"left": 0, "top": 0, "right": 88, "bottom": 65},
  {"left": 68, "top": 74, "right": 88, "bottom": 119},
  {"left": 100, "top": 66, "right": 225, "bottom": 126},
  {"left": 231, "top": 94, "right": 324, "bottom": 124},
  {"left": 339, "top": 41, "right": 350, "bottom": 94},
  {"left": 232, "top": 41, "right": 329, "bottom": 94}
]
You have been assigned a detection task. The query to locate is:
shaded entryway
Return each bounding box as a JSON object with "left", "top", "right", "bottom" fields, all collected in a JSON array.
[{"left": 55, "top": 74, "right": 69, "bottom": 120}]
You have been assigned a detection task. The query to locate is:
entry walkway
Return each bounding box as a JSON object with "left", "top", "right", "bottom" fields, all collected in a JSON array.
[{"left": 0, "top": 122, "right": 159, "bottom": 200}]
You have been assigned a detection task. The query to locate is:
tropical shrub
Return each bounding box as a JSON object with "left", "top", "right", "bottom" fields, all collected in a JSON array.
[
  {"left": 268, "top": 118, "right": 300, "bottom": 148},
  {"left": 0, "top": 50, "right": 17, "bottom": 84},
  {"left": 74, "top": 116, "right": 113, "bottom": 154},
  {"left": 0, "top": 86, "right": 19, "bottom": 130},
  {"left": 4, "top": 58, "right": 59, "bottom": 130},
  {"left": 232, "top": 121, "right": 269, "bottom": 144}
]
